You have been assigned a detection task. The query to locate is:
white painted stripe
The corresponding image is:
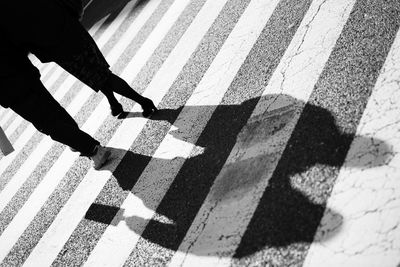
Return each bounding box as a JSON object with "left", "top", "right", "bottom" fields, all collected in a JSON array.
[
  {"left": 0, "top": 0, "right": 192, "bottom": 264},
  {"left": 106, "top": 0, "right": 162, "bottom": 67},
  {"left": 0, "top": 126, "right": 38, "bottom": 178},
  {"left": 88, "top": 14, "right": 110, "bottom": 37},
  {"left": 0, "top": 106, "right": 7, "bottom": 118},
  {"left": 41, "top": 67, "right": 65, "bottom": 89},
  {"left": 4, "top": 116, "right": 24, "bottom": 137},
  {"left": 119, "top": 0, "right": 191, "bottom": 81},
  {"left": 0, "top": 2, "right": 139, "bottom": 177},
  {"left": 0, "top": 109, "right": 6, "bottom": 121},
  {"left": 303, "top": 28, "right": 400, "bottom": 267},
  {"left": 167, "top": 0, "right": 358, "bottom": 266},
  {"left": 0, "top": 111, "right": 14, "bottom": 129},
  {"left": 38, "top": 63, "right": 53, "bottom": 79},
  {"left": 28, "top": 54, "right": 39, "bottom": 67},
  {"left": 84, "top": 0, "right": 284, "bottom": 265},
  {"left": 94, "top": 1, "right": 136, "bottom": 51},
  {"left": 0, "top": 87, "right": 90, "bottom": 215},
  {"left": 0, "top": 0, "right": 160, "bottom": 217}
]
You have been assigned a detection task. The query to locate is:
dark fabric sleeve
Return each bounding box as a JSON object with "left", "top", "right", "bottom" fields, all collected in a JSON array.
[{"left": 56, "top": 0, "right": 84, "bottom": 20}]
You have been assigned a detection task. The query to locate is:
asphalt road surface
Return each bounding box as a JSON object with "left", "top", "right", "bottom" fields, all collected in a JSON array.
[{"left": 0, "top": 0, "right": 399, "bottom": 266}]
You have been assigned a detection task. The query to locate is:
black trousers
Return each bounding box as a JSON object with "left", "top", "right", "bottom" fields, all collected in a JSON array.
[{"left": 9, "top": 77, "right": 99, "bottom": 156}]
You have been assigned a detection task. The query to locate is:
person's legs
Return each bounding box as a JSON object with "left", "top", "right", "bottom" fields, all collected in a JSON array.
[
  {"left": 11, "top": 79, "right": 110, "bottom": 169},
  {"left": 100, "top": 85, "right": 123, "bottom": 116},
  {"left": 100, "top": 73, "right": 158, "bottom": 117},
  {"left": 56, "top": 26, "right": 157, "bottom": 118},
  {"left": 10, "top": 78, "right": 110, "bottom": 169}
]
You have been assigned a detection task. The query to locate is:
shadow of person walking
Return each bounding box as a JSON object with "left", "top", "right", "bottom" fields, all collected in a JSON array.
[{"left": 85, "top": 93, "right": 392, "bottom": 259}]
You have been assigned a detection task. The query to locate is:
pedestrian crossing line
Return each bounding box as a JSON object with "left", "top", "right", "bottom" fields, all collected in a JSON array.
[
  {"left": 0, "top": 108, "right": 5, "bottom": 121},
  {"left": 92, "top": 3, "right": 138, "bottom": 58},
  {"left": 40, "top": 63, "right": 58, "bottom": 84},
  {"left": 0, "top": 0, "right": 198, "bottom": 264},
  {"left": 38, "top": 62, "right": 55, "bottom": 79},
  {"left": 0, "top": 106, "right": 9, "bottom": 121},
  {"left": 166, "top": 0, "right": 358, "bottom": 264},
  {"left": 118, "top": 0, "right": 192, "bottom": 84},
  {"left": 83, "top": 0, "right": 287, "bottom": 265},
  {"left": 0, "top": 0, "right": 152, "bottom": 183},
  {"left": 0, "top": 110, "right": 14, "bottom": 129},
  {"left": 233, "top": 1, "right": 400, "bottom": 265},
  {"left": 0, "top": 0, "right": 166, "bottom": 224},
  {"left": 53, "top": 0, "right": 241, "bottom": 263},
  {"left": 0, "top": 1, "right": 396, "bottom": 267},
  {"left": 303, "top": 27, "right": 400, "bottom": 267},
  {"left": 28, "top": 54, "right": 43, "bottom": 70},
  {"left": 81, "top": 0, "right": 238, "bottom": 265},
  {"left": 104, "top": 0, "right": 163, "bottom": 68}
]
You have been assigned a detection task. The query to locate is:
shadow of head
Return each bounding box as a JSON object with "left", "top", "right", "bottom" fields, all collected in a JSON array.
[{"left": 85, "top": 93, "right": 392, "bottom": 258}]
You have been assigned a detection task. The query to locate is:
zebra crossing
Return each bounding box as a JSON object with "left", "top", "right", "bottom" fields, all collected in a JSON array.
[{"left": 0, "top": 0, "right": 399, "bottom": 266}]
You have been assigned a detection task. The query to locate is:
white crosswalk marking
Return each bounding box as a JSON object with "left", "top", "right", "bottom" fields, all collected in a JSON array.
[
  {"left": 169, "top": 0, "right": 357, "bottom": 265},
  {"left": 303, "top": 27, "right": 400, "bottom": 267},
  {"left": 0, "top": 0, "right": 399, "bottom": 266}
]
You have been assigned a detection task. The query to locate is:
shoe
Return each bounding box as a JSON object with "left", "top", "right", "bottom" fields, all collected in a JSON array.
[
  {"left": 90, "top": 145, "right": 111, "bottom": 170},
  {"left": 141, "top": 98, "right": 158, "bottom": 118},
  {"left": 111, "top": 103, "right": 123, "bottom": 117}
]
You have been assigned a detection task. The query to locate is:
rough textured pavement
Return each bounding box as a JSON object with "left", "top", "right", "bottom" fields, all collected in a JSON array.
[{"left": 0, "top": 0, "right": 399, "bottom": 266}]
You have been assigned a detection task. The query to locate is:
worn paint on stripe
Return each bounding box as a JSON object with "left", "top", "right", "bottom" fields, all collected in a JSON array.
[
  {"left": 304, "top": 26, "right": 400, "bottom": 267},
  {"left": 166, "top": 0, "right": 354, "bottom": 265},
  {"left": 234, "top": 0, "right": 400, "bottom": 265}
]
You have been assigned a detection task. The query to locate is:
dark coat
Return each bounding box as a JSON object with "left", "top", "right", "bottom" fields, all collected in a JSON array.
[
  {"left": 0, "top": 31, "right": 40, "bottom": 108},
  {"left": 0, "top": 0, "right": 87, "bottom": 63}
]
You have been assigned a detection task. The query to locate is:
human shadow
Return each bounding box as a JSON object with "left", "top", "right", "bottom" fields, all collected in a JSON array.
[
  {"left": 81, "top": 0, "right": 148, "bottom": 30},
  {"left": 85, "top": 94, "right": 392, "bottom": 258}
]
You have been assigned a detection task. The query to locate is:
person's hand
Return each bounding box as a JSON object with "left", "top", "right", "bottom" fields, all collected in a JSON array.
[{"left": 140, "top": 97, "right": 158, "bottom": 118}]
